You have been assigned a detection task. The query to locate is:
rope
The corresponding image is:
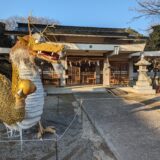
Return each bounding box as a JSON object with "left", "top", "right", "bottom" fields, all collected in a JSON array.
[
  {"left": 41, "top": 24, "right": 49, "bottom": 34},
  {"left": 0, "top": 138, "right": 56, "bottom": 143},
  {"left": 56, "top": 112, "right": 78, "bottom": 142},
  {"left": 31, "top": 24, "right": 50, "bottom": 41},
  {"left": 0, "top": 96, "right": 123, "bottom": 144},
  {"left": 0, "top": 111, "right": 78, "bottom": 143},
  {"left": 31, "top": 23, "right": 57, "bottom": 42}
]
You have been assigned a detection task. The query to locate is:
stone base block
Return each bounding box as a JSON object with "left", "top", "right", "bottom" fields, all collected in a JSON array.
[
  {"left": 133, "top": 85, "right": 153, "bottom": 90},
  {"left": 133, "top": 86, "right": 156, "bottom": 95},
  {"left": 136, "top": 81, "right": 151, "bottom": 87}
]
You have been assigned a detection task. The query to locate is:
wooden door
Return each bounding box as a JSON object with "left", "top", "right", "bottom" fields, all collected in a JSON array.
[
  {"left": 110, "top": 62, "right": 129, "bottom": 85},
  {"left": 67, "top": 66, "right": 81, "bottom": 85}
]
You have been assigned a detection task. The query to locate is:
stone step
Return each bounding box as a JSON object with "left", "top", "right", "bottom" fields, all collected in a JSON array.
[{"left": 107, "top": 88, "right": 128, "bottom": 96}]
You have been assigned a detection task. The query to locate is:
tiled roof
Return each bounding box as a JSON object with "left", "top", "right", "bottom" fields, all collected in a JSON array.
[{"left": 16, "top": 23, "right": 146, "bottom": 39}]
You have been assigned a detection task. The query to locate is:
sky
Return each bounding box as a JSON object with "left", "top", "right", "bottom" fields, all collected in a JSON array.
[{"left": 0, "top": 0, "right": 153, "bottom": 35}]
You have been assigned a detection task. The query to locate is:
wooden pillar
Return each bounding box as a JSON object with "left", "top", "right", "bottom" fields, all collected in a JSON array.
[
  {"left": 95, "top": 62, "right": 100, "bottom": 84},
  {"left": 103, "top": 55, "right": 110, "bottom": 86},
  {"left": 60, "top": 59, "right": 67, "bottom": 87},
  {"left": 129, "top": 59, "right": 133, "bottom": 82}
]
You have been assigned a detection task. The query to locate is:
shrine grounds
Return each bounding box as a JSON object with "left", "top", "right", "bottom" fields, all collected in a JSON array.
[{"left": 1, "top": 88, "right": 160, "bottom": 160}]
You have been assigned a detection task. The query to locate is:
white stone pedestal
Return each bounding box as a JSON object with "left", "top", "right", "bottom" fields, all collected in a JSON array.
[
  {"left": 133, "top": 55, "right": 156, "bottom": 95},
  {"left": 133, "top": 83, "right": 156, "bottom": 94}
]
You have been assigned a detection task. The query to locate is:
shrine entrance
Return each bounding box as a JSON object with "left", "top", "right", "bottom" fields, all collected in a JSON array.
[{"left": 67, "top": 58, "right": 103, "bottom": 85}]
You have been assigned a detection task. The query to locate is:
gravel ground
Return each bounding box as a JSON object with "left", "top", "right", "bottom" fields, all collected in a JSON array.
[{"left": 0, "top": 94, "right": 115, "bottom": 160}]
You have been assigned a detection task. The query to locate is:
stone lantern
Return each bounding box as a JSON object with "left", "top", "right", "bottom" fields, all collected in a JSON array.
[{"left": 133, "top": 55, "right": 156, "bottom": 94}]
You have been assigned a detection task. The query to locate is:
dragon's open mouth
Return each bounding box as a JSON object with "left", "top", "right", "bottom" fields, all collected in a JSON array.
[
  {"left": 30, "top": 40, "right": 65, "bottom": 63},
  {"left": 32, "top": 50, "right": 62, "bottom": 63}
]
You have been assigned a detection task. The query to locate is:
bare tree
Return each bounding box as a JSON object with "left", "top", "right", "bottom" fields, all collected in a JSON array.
[
  {"left": 134, "top": 0, "right": 160, "bottom": 19},
  {"left": 1, "top": 16, "right": 59, "bottom": 30}
]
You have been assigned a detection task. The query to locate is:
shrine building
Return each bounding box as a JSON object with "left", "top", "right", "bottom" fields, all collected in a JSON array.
[{"left": 0, "top": 22, "right": 147, "bottom": 86}]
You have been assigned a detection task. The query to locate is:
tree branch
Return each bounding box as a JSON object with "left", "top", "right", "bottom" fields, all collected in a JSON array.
[{"left": 134, "top": 0, "right": 160, "bottom": 18}]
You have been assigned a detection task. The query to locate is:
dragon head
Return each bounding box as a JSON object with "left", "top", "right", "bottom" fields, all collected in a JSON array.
[
  {"left": 10, "top": 33, "right": 65, "bottom": 96},
  {"left": 10, "top": 33, "right": 65, "bottom": 66}
]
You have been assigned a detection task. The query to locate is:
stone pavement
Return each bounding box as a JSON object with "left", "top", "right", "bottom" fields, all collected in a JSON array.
[
  {"left": 0, "top": 93, "right": 116, "bottom": 160},
  {"left": 74, "top": 92, "right": 160, "bottom": 160}
]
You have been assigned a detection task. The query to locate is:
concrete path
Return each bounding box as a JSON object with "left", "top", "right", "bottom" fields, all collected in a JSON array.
[{"left": 74, "top": 92, "right": 160, "bottom": 160}]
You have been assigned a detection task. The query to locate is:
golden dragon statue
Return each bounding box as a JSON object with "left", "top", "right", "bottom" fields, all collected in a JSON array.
[{"left": 0, "top": 33, "right": 64, "bottom": 138}]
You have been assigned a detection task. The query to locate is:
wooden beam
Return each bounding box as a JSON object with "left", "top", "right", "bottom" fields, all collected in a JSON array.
[
  {"left": 46, "top": 33, "right": 128, "bottom": 38},
  {"left": 0, "top": 48, "right": 10, "bottom": 54},
  {"left": 61, "top": 43, "right": 146, "bottom": 52}
]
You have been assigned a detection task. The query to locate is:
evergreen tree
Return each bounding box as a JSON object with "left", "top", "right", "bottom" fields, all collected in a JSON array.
[{"left": 145, "top": 25, "right": 160, "bottom": 51}]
